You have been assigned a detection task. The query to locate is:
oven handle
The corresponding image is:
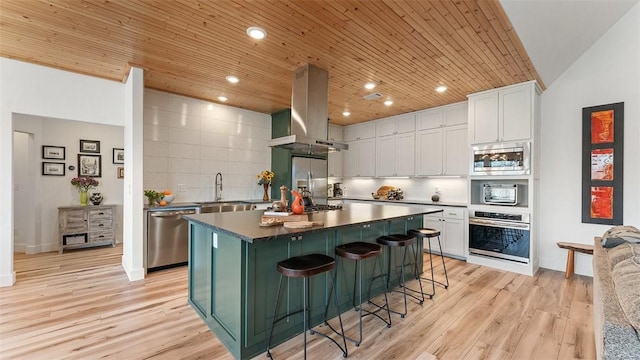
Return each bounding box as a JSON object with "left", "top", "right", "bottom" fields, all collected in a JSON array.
[{"left": 469, "top": 217, "right": 530, "bottom": 230}]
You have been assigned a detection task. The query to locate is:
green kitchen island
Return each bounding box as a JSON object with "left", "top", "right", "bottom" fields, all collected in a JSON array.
[{"left": 185, "top": 203, "right": 442, "bottom": 360}]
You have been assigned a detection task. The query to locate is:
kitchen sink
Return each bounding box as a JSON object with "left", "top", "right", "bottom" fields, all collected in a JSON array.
[{"left": 198, "top": 202, "right": 256, "bottom": 213}]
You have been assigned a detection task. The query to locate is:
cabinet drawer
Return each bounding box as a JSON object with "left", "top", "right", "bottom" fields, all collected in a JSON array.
[
  {"left": 442, "top": 208, "right": 465, "bottom": 220},
  {"left": 89, "top": 208, "right": 114, "bottom": 219},
  {"left": 65, "top": 223, "right": 88, "bottom": 234},
  {"left": 63, "top": 234, "right": 87, "bottom": 245},
  {"left": 89, "top": 219, "right": 113, "bottom": 231},
  {"left": 89, "top": 230, "right": 114, "bottom": 243}
]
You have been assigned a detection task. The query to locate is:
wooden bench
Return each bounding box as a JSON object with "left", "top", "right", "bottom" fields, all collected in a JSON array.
[{"left": 557, "top": 242, "right": 594, "bottom": 279}]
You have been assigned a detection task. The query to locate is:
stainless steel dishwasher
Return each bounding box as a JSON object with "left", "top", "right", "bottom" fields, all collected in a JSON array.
[{"left": 147, "top": 206, "right": 198, "bottom": 270}]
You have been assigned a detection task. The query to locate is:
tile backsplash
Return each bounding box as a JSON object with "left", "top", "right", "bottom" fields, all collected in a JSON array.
[{"left": 143, "top": 89, "right": 272, "bottom": 202}]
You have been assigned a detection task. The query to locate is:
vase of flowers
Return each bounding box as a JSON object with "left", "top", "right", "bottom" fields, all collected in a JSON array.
[
  {"left": 257, "top": 170, "right": 275, "bottom": 201},
  {"left": 71, "top": 177, "right": 99, "bottom": 206}
]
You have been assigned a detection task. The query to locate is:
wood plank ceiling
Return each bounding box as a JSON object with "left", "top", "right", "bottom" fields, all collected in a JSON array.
[{"left": 0, "top": 0, "right": 543, "bottom": 126}]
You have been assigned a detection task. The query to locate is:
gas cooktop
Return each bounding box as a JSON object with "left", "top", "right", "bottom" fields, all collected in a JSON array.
[{"left": 302, "top": 204, "right": 343, "bottom": 212}]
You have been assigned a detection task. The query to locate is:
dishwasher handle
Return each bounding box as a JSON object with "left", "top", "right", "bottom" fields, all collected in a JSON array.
[{"left": 149, "top": 210, "right": 196, "bottom": 217}]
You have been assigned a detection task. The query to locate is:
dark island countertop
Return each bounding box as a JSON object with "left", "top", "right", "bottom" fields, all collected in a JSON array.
[{"left": 185, "top": 202, "right": 442, "bottom": 243}]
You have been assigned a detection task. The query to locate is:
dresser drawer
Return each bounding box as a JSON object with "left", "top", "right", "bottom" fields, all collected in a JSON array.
[
  {"left": 88, "top": 208, "right": 114, "bottom": 219},
  {"left": 89, "top": 218, "right": 113, "bottom": 231},
  {"left": 89, "top": 230, "right": 114, "bottom": 243}
]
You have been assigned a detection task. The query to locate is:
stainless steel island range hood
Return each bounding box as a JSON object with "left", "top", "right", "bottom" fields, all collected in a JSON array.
[{"left": 269, "top": 64, "right": 348, "bottom": 154}]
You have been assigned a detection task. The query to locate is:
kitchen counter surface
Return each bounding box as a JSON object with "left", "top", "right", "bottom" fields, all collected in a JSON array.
[
  {"left": 332, "top": 196, "right": 467, "bottom": 208},
  {"left": 185, "top": 202, "right": 442, "bottom": 243}
]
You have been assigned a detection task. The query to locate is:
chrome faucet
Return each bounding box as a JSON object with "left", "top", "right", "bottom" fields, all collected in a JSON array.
[{"left": 215, "top": 172, "right": 223, "bottom": 201}]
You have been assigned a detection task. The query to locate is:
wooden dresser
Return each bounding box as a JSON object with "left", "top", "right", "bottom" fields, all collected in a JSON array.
[{"left": 58, "top": 205, "right": 117, "bottom": 253}]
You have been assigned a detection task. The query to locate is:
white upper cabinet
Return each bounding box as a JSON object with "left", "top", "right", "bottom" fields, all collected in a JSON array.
[
  {"left": 416, "top": 102, "right": 467, "bottom": 130},
  {"left": 500, "top": 85, "right": 532, "bottom": 142},
  {"left": 468, "top": 82, "right": 535, "bottom": 144},
  {"left": 328, "top": 124, "right": 343, "bottom": 177},
  {"left": 376, "top": 132, "right": 415, "bottom": 177},
  {"left": 375, "top": 113, "right": 415, "bottom": 137},
  {"left": 343, "top": 121, "right": 376, "bottom": 142},
  {"left": 375, "top": 114, "right": 415, "bottom": 177},
  {"left": 416, "top": 102, "right": 468, "bottom": 176},
  {"left": 343, "top": 138, "right": 376, "bottom": 177}
]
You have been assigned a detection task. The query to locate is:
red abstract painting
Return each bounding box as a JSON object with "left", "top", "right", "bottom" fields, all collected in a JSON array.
[
  {"left": 591, "top": 110, "right": 614, "bottom": 144},
  {"left": 591, "top": 186, "right": 613, "bottom": 219}
]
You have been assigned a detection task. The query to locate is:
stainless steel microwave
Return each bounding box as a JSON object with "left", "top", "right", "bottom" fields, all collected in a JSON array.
[{"left": 470, "top": 142, "right": 530, "bottom": 176}]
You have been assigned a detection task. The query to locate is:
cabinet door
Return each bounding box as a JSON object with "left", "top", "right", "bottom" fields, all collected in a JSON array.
[
  {"left": 469, "top": 92, "right": 499, "bottom": 144},
  {"left": 357, "top": 139, "right": 376, "bottom": 176},
  {"left": 443, "top": 102, "right": 468, "bottom": 126},
  {"left": 415, "top": 129, "right": 443, "bottom": 176},
  {"left": 500, "top": 85, "right": 531, "bottom": 141},
  {"left": 344, "top": 122, "right": 376, "bottom": 141},
  {"left": 443, "top": 125, "right": 468, "bottom": 176},
  {"left": 442, "top": 217, "right": 464, "bottom": 257},
  {"left": 343, "top": 141, "right": 358, "bottom": 177},
  {"left": 416, "top": 108, "right": 443, "bottom": 130},
  {"left": 328, "top": 124, "right": 343, "bottom": 141},
  {"left": 396, "top": 114, "right": 416, "bottom": 134},
  {"left": 423, "top": 214, "right": 443, "bottom": 253},
  {"left": 189, "top": 224, "right": 212, "bottom": 319},
  {"left": 376, "top": 135, "right": 396, "bottom": 177},
  {"left": 396, "top": 132, "right": 415, "bottom": 176},
  {"left": 376, "top": 117, "right": 397, "bottom": 137}
]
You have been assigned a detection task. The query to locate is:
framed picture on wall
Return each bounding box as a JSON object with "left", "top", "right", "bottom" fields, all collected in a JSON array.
[
  {"left": 42, "top": 145, "right": 65, "bottom": 160},
  {"left": 582, "top": 102, "right": 624, "bottom": 225},
  {"left": 117, "top": 167, "right": 124, "bottom": 179},
  {"left": 77, "top": 154, "right": 102, "bottom": 177},
  {"left": 79, "top": 139, "right": 100, "bottom": 153},
  {"left": 113, "top": 148, "right": 124, "bottom": 164},
  {"left": 42, "top": 162, "right": 65, "bottom": 176}
]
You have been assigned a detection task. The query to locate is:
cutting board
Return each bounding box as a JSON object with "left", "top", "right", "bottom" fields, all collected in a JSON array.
[
  {"left": 283, "top": 220, "right": 324, "bottom": 229},
  {"left": 259, "top": 214, "right": 309, "bottom": 227},
  {"left": 261, "top": 214, "right": 308, "bottom": 222}
]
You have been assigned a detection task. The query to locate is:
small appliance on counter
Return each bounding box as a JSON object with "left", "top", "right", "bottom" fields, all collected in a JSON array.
[
  {"left": 482, "top": 183, "right": 521, "bottom": 206},
  {"left": 333, "top": 183, "right": 343, "bottom": 197}
]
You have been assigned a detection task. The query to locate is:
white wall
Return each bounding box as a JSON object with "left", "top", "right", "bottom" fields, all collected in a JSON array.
[
  {"left": 539, "top": 3, "right": 640, "bottom": 276},
  {"left": 0, "top": 58, "right": 126, "bottom": 286},
  {"left": 13, "top": 115, "right": 124, "bottom": 253},
  {"left": 143, "top": 89, "right": 272, "bottom": 201}
]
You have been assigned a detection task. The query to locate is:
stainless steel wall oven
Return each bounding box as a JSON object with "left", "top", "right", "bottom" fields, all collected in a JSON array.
[{"left": 468, "top": 211, "right": 530, "bottom": 264}]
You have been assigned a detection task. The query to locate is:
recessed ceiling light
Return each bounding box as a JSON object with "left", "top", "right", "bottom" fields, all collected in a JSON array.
[
  {"left": 226, "top": 75, "right": 239, "bottom": 84},
  {"left": 217, "top": 96, "right": 228, "bottom": 102},
  {"left": 435, "top": 85, "right": 448, "bottom": 93},
  {"left": 384, "top": 100, "right": 393, "bottom": 106},
  {"left": 246, "top": 26, "right": 267, "bottom": 40},
  {"left": 364, "top": 82, "right": 376, "bottom": 90},
  {"left": 342, "top": 111, "right": 351, "bottom": 117}
]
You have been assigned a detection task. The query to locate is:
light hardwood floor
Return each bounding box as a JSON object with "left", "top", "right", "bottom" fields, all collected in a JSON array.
[{"left": 0, "top": 245, "right": 595, "bottom": 359}]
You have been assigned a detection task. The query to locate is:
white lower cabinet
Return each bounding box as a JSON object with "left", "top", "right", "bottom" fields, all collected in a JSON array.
[{"left": 423, "top": 207, "right": 466, "bottom": 260}]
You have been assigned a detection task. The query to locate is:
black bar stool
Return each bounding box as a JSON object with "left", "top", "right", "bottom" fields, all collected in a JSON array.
[
  {"left": 376, "top": 234, "right": 426, "bottom": 318},
  {"left": 266, "top": 253, "right": 348, "bottom": 359},
  {"left": 332, "top": 241, "right": 391, "bottom": 346},
  {"left": 408, "top": 228, "right": 449, "bottom": 296}
]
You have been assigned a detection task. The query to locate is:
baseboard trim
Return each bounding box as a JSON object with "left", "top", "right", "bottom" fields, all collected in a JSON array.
[
  {"left": 0, "top": 271, "right": 16, "bottom": 287},
  {"left": 122, "top": 256, "right": 145, "bottom": 281}
]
